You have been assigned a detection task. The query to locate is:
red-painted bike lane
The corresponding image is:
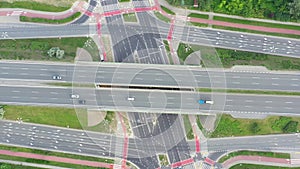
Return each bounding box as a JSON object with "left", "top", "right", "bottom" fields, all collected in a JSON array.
[
  {"left": 0, "top": 149, "right": 114, "bottom": 168},
  {"left": 117, "top": 113, "right": 129, "bottom": 169}
]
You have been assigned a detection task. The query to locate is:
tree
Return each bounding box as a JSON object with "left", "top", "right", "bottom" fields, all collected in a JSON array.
[
  {"left": 289, "top": 0, "right": 300, "bottom": 21},
  {"left": 283, "top": 121, "right": 298, "bottom": 133},
  {"left": 250, "top": 122, "right": 260, "bottom": 134}
]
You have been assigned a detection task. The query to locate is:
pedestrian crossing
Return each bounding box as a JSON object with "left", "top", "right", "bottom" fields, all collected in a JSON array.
[
  {"left": 102, "top": 4, "right": 120, "bottom": 12},
  {"left": 132, "top": 0, "right": 150, "bottom": 7},
  {"left": 291, "top": 159, "right": 300, "bottom": 165}
]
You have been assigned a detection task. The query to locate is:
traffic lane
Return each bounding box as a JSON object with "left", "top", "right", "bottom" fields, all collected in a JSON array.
[
  {"left": 0, "top": 121, "right": 149, "bottom": 158},
  {"left": 0, "top": 86, "right": 73, "bottom": 105},
  {"left": 0, "top": 24, "right": 91, "bottom": 39},
  {"left": 1, "top": 61, "right": 299, "bottom": 91},
  {"left": 207, "top": 134, "right": 300, "bottom": 152},
  {"left": 95, "top": 89, "right": 300, "bottom": 114},
  {"left": 224, "top": 94, "right": 300, "bottom": 114},
  {"left": 1, "top": 86, "right": 299, "bottom": 115},
  {"left": 129, "top": 22, "right": 300, "bottom": 58}
]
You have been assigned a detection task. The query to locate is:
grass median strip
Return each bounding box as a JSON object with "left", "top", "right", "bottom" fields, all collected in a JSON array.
[
  {"left": 212, "top": 25, "right": 300, "bottom": 39},
  {"left": 188, "top": 13, "right": 209, "bottom": 19},
  {"left": 213, "top": 16, "right": 300, "bottom": 31},
  {"left": 20, "top": 12, "right": 81, "bottom": 24},
  {"left": 211, "top": 115, "right": 300, "bottom": 138},
  {"left": 123, "top": 13, "right": 138, "bottom": 22},
  {"left": 154, "top": 11, "right": 171, "bottom": 23},
  {"left": 219, "top": 150, "right": 290, "bottom": 163},
  {"left": 197, "top": 88, "right": 300, "bottom": 96},
  {"left": 230, "top": 164, "right": 295, "bottom": 169},
  {"left": 160, "top": 5, "right": 175, "bottom": 15},
  {"left": 0, "top": 1, "right": 69, "bottom": 12}
]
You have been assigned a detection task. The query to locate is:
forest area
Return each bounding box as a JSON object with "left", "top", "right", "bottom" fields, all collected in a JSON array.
[{"left": 166, "top": 0, "right": 300, "bottom": 22}]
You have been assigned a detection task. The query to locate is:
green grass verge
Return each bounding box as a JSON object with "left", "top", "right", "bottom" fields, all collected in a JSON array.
[
  {"left": 0, "top": 1, "right": 69, "bottom": 12},
  {"left": 163, "top": 40, "right": 170, "bottom": 52},
  {"left": 197, "top": 88, "right": 300, "bottom": 96},
  {"left": 158, "top": 154, "right": 169, "bottom": 166},
  {"left": 219, "top": 150, "right": 290, "bottom": 163},
  {"left": 188, "top": 13, "right": 209, "bottom": 19},
  {"left": 0, "top": 37, "right": 100, "bottom": 62},
  {"left": 230, "top": 163, "right": 298, "bottom": 169},
  {"left": 189, "top": 22, "right": 209, "bottom": 27},
  {"left": 2, "top": 105, "right": 117, "bottom": 134},
  {"left": 118, "top": 0, "right": 131, "bottom": 2},
  {"left": 3, "top": 105, "right": 82, "bottom": 129},
  {"left": 213, "top": 25, "right": 300, "bottom": 39},
  {"left": 183, "top": 115, "right": 194, "bottom": 140},
  {"left": 0, "top": 145, "right": 113, "bottom": 169},
  {"left": 160, "top": 5, "right": 175, "bottom": 15},
  {"left": 177, "top": 42, "right": 194, "bottom": 61},
  {"left": 211, "top": 115, "right": 300, "bottom": 138},
  {"left": 179, "top": 42, "right": 300, "bottom": 70},
  {"left": 0, "top": 163, "right": 42, "bottom": 169},
  {"left": 213, "top": 16, "right": 300, "bottom": 31},
  {"left": 215, "top": 47, "right": 300, "bottom": 70},
  {"left": 163, "top": 40, "right": 174, "bottom": 64},
  {"left": 20, "top": 12, "right": 81, "bottom": 24},
  {"left": 123, "top": 13, "right": 138, "bottom": 22},
  {"left": 154, "top": 11, "right": 171, "bottom": 23}
]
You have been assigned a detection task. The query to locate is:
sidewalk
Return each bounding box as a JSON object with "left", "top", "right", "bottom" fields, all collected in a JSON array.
[{"left": 222, "top": 155, "right": 300, "bottom": 169}]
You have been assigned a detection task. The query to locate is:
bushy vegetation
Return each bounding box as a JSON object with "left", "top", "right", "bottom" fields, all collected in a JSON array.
[
  {"left": 211, "top": 115, "right": 300, "bottom": 138},
  {"left": 0, "top": 37, "right": 100, "bottom": 62},
  {"left": 168, "top": 0, "right": 300, "bottom": 22},
  {"left": 216, "top": 48, "right": 300, "bottom": 70}
]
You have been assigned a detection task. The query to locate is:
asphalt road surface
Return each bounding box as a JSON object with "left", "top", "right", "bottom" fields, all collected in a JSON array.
[
  {"left": 2, "top": 120, "right": 300, "bottom": 164},
  {"left": 0, "top": 61, "right": 299, "bottom": 91},
  {"left": 0, "top": 85, "right": 299, "bottom": 116},
  {"left": 1, "top": 15, "right": 300, "bottom": 58}
]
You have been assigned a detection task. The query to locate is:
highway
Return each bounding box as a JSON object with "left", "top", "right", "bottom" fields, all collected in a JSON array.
[
  {"left": 0, "top": 85, "right": 299, "bottom": 116},
  {"left": 2, "top": 120, "right": 300, "bottom": 161},
  {"left": 0, "top": 61, "right": 299, "bottom": 91},
  {"left": 1, "top": 16, "right": 300, "bottom": 58}
]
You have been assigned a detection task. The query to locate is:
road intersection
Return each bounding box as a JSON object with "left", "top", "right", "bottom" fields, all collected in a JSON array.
[{"left": 0, "top": 0, "right": 300, "bottom": 168}]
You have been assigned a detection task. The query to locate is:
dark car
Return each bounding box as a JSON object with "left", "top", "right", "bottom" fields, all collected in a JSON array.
[{"left": 79, "top": 100, "right": 86, "bottom": 104}]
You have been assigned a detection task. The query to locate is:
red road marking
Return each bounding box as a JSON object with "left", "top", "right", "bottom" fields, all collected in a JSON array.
[
  {"left": 195, "top": 136, "right": 200, "bottom": 153},
  {"left": 118, "top": 113, "right": 129, "bottom": 169},
  {"left": 171, "top": 158, "right": 194, "bottom": 168},
  {"left": 204, "top": 157, "right": 215, "bottom": 165}
]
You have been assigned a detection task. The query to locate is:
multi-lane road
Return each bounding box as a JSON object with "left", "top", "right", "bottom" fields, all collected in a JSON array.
[
  {"left": 0, "top": 85, "right": 299, "bottom": 116},
  {"left": 2, "top": 120, "right": 300, "bottom": 160},
  {"left": 0, "top": 61, "right": 299, "bottom": 91},
  {"left": 1, "top": 14, "right": 300, "bottom": 58}
]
